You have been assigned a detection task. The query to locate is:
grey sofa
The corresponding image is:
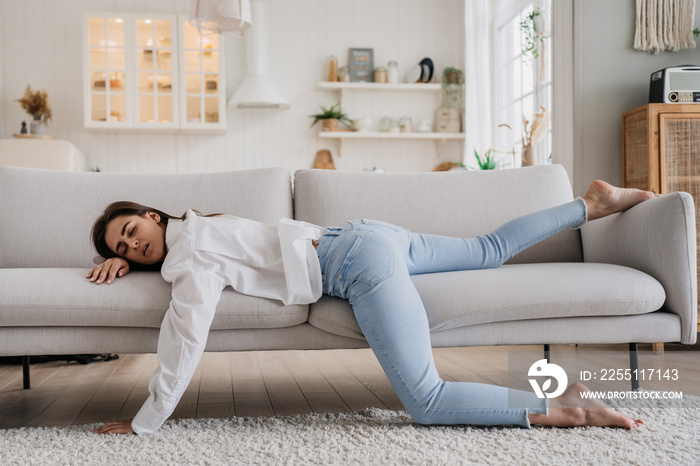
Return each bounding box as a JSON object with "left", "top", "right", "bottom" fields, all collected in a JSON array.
[{"left": 0, "top": 164, "right": 696, "bottom": 391}]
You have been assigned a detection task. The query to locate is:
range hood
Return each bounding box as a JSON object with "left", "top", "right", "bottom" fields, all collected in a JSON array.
[{"left": 228, "top": 0, "right": 289, "bottom": 109}]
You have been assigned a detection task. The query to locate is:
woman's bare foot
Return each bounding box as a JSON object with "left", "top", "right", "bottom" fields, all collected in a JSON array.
[
  {"left": 582, "top": 180, "right": 658, "bottom": 221},
  {"left": 528, "top": 383, "right": 644, "bottom": 429}
]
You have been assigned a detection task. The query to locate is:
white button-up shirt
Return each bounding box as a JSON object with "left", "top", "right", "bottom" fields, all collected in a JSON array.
[{"left": 131, "top": 210, "right": 325, "bottom": 434}]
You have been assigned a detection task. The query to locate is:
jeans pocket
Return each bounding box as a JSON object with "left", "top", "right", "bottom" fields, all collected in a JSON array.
[{"left": 339, "top": 234, "right": 396, "bottom": 287}]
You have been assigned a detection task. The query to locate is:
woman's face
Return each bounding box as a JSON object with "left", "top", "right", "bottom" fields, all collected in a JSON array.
[{"left": 104, "top": 212, "right": 167, "bottom": 265}]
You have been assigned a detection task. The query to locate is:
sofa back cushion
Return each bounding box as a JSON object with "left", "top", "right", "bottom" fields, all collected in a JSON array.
[
  {"left": 0, "top": 167, "right": 293, "bottom": 268},
  {"left": 294, "top": 165, "right": 582, "bottom": 264}
]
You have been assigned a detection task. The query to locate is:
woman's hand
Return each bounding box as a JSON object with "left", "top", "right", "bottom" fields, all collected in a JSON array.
[
  {"left": 93, "top": 419, "right": 135, "bottom": 435},
  {"left": 86, "top": 258, "right": 130, "bottom": 284}
]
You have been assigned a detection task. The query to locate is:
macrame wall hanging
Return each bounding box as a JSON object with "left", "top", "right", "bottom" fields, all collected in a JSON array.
[{"left": 634, "top": 0, "right": 696, "bottom": 53}]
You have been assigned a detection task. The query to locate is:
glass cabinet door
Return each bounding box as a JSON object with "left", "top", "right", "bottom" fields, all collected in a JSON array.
[
  {"left": 181, "top": 19, "right": 225, "bottom": 129},
  {"left": 86, "top": 16, "right": 128, "bottom": 126},
  {"left": 135, "top": 17, "right": 177, "bottom": 127}
]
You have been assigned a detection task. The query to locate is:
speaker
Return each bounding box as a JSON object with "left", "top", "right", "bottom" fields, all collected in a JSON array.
[{"left": 649, "top": 65, "right": 700, "bottom": 103}]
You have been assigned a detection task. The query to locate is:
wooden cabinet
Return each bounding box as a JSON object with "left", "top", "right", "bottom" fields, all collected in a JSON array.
[
  {"left": 83, "top": 14, "right": 225, "bottom": 132},
  {"left": 622, "top": 103, "right": 700, "bottom": 332}
]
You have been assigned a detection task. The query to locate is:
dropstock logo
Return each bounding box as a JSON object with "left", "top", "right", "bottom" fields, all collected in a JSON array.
[{"left": 528, "top": 359, "right": 568, "bottom": 399}]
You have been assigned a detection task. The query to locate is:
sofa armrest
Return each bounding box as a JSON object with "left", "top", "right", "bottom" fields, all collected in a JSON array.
[{"left": 580, "top": 192, "right": 697, "bottom": 344}]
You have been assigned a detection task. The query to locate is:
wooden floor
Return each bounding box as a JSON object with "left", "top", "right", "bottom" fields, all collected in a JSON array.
[{"left": 1, "top": 343, "right": 698, "bottom": 430}]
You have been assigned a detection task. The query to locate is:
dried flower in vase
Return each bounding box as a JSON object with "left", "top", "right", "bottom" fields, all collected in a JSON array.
[
  {"left": 521, "top": 106, "right": 550, "bottom": 167},
  {"left": 522, "top": 106, "right": 549, "bottom": 148},
  {"left": 16, "top": 85, "right": 53, "bottom": 125}
]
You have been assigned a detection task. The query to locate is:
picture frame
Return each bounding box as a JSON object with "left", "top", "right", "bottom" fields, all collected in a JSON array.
[{"left": 348, "top": 48, "right": 374, "bottom": 82}]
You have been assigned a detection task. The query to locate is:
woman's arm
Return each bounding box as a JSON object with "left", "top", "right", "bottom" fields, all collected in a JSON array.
[
  {"left": 93, "top": 267, "right": 225, "bottom": 435},
  {"left": 86, "top": 257, "right": 130, "bottom": 284}
]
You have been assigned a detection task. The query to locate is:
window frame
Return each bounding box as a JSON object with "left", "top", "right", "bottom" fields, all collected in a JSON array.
[{"left": 491, "top": 0, "right": 552, "bottom": 168}]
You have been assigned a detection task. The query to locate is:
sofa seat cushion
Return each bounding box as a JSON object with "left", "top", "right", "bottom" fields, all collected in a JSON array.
[
  {"left": 0, "top": 269, "right": 308, "bottom": 330},
  {"left": 307, "top": 263, "right": 667, "bottom": 340}
]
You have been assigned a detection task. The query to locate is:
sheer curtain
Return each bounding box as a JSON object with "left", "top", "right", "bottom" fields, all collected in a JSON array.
[{"left": 463, "top": 0, "right": 492, "bottom": 166}]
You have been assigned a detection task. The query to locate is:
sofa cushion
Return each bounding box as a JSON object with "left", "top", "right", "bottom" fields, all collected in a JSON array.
[
  {"left": 0, "top": 269, "right": 308, "bottom": 329},
  {"left": 294, "top": 165, "right": 583, "bottom": 265},
  {"left": 307, "top": 263, "right": 667, "bottom": 340},
  {"left": 0, "top": 166, "right": 293, "bottom": 268}
]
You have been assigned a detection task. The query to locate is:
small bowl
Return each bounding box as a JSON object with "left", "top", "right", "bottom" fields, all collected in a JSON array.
[{"left": 353, "top": 118, "right": 373, "bottom": 132}]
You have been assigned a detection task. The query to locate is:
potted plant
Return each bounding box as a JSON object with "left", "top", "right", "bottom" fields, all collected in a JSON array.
[
  {"left": 474, "top": 149, "right": 501, "bottom": 170},
  {"left": 16, "top": 85, "right": 52, "bottom": 135},
  {"left": 520, "top": 9, "right": 545, "bottom": 60},
  {"left": 443, "top": 67, "right": 463, "bottom": 85},
  {"left": 309, "top": 103, "right": 351, "bottom": 132},
  {"left": 435, "top": 68, "right": 464, "bottom": 133},
  {"left": 440, "top": 67, "right": 464, "bottom": 110}
]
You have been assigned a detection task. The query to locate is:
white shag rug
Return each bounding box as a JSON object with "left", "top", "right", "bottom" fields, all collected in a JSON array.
[{"left": 1, "top": 395, "right": 699, "bottom": 465}]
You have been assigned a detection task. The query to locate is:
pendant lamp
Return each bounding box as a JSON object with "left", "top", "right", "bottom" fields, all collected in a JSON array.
[{"left": 189, "top": 0, "right": 252, "bottom": 36}]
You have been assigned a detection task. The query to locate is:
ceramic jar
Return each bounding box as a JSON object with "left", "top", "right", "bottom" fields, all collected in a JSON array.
[{"left": 374, "top": 67, "right": 387, "bottom": 83}]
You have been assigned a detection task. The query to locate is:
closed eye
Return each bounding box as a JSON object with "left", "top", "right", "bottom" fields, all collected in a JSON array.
[
  {"left": 116, "top": 222, "right": 135, "bottom": 256},
  {"left": 121, "top": 229, "right": 135, "bottom": 255}
]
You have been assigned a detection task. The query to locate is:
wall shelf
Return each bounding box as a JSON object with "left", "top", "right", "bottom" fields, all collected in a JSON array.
[
  {"left": 319, "top": 131, "right": 464, "bottom": 157},
  {"left": 318, "top": 131, "right": 463, "bottom": 139},
  {"left": 317, "top": 82, "right": 442, "bottom": 92},
  {"left": 316, "top": 81, "right": 463, "bottom": 158}
]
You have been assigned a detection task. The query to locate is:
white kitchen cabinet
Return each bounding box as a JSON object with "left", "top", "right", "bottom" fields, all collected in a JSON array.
[{"left": 83, "top": 13, "right": 225, "bottom": 132}]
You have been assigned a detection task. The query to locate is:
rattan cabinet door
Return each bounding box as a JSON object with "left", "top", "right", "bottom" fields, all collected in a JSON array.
[
  {"left": 622, "top": 106, "right": 654, "bottom": 192},
  {"left": 659, "top": 113, "right": 700, "bottom": 196}
]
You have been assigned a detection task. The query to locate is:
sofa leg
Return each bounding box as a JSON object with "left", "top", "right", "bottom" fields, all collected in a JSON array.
[
  {"left": 544, "top": 344, "right": 550, "bottom": 363},
  {"left": 629, "top": 343, "right": 640, "bottom": 391},
  {"left": 22, "top": 356, "right": 31, "bottom": 390}
]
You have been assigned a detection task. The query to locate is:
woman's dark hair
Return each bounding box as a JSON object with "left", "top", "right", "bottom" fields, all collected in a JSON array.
[
  {"left": 91, "top": 201, "right": 181, "bottom": 269},
  {"left": 91, "top": 201, "right": 222, "bottom": 269}
]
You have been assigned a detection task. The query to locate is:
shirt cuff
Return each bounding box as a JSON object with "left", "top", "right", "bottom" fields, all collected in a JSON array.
[{"left": 131, "top": 400, "right": 166, "bottom": 435}]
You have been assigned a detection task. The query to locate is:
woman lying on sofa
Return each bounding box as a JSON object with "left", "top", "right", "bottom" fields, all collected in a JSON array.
[{"left": 87, "top": 180, "right": 656, "bottom": 435}]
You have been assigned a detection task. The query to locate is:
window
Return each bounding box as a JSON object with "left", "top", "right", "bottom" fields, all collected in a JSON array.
[{"left": 493, "top": 0, "right": 551, "bottom": 167}]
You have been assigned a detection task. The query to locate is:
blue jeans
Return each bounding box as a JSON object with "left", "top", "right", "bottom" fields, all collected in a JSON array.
[{"left": 316, "top": 198, "right": 587, "bottom": 427}]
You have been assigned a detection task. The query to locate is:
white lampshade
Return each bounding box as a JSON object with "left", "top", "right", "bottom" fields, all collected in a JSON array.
[{"left": 189, "top": 0, "right": 252, "bottom": 36}]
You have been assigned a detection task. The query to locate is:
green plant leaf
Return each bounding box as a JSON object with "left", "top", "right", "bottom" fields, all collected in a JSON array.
[{"left": 474, "top": 149, "right": 499, "bottom": 170}]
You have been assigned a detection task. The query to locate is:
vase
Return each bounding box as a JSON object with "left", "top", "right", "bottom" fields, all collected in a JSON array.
[
  {"left": 30, "top": 115, "right": 46, "bottom": 136},
  {"left": 322, "top": 118, "right": 338, "bottom": 132},
  {"left": 522, "top": 145, "right": 536, "bottom": 166}
]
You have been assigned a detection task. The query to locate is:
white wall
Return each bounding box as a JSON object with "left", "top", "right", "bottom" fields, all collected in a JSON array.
[
  {"left": 573, "top": 0, "right": 700, "bottom": 194},
  {"left": 0, "top": 0, "right": 464, "bottom": 174},
  {"left": 0, "top": 3, "right": 3, "bottom": 128}
]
